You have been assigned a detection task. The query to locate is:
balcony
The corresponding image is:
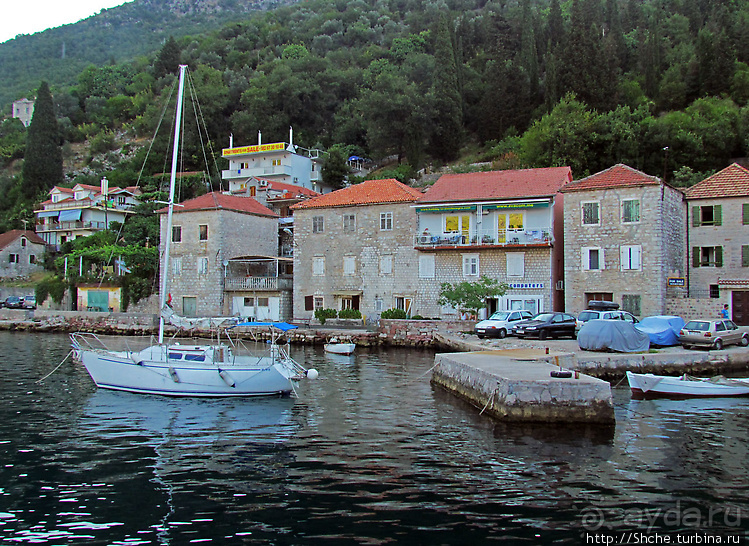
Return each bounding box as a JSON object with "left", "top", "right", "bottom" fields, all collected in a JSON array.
[
  {"left": 36, "top": 220, "right": 108, "bottom": 233},
  {"left": 40, "top": 200, "right": 135, "bottom": 212},
  {"left": 222, "top": 165, "right": 294, "bottom": 179},
  {"left": 415, "top": 228, "right": 552, "bottom": 249},
  {"left": 225, "top": 276, "right": 292, "bottom": 292}
]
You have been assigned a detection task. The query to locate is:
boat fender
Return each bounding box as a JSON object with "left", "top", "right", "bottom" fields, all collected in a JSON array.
[
  {"left": 550, "top": 370, "right": 572, "bottom": 378},
  {"left": 306, "top": 368, "right": 319, "bottom": 380},
  {"left": 218, "top": 369, "right": 236, "bottom": 387},
  {"left": 168, "top": 366, "right": 180, "bottom": 383}
]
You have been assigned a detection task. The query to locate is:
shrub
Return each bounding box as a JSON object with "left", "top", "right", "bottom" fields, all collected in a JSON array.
[
  {"left": 36, "top": 275, "right": 67, "bottom": 305},
  {"left": 338, "top": 308, "right": 362, "bottom": 319},
  {"left": 411, "top": 314, "right": 424, "bottom": 320},
  {"left": 381, "top": 308, "right": 407, "bottom": 319},
  {"left": 314, "top": 308, "right": 338, "bottom": 324}
]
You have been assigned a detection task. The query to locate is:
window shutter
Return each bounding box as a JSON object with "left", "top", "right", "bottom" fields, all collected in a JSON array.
[
  {"left": 692, "top": 247, "right": 700, "bottom": 268},
  {"left": 353, "top": 295, "right": 360, "bottom": 310},
  {"left": 714, "top": 205, "right": 722, "bottom": 226},
  {"left": 305, "top": 295, "right": 313, "bottom": 311},
  {"left": 742, "top": 245, "right": 749, "bottom": 267},
  {"left": 599, "top": 248, "right": 605, "bottom": 270},
  {"left": 715, "top": 246, "right": 723, "bottom": 267},
  {"left": 743, "top": 204, "right": 749, "bottom": 225},
  {"left": 692, "top": 206, "right": 700, "bottom": 227}
]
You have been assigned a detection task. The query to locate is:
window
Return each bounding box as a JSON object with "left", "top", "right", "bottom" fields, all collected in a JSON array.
[
  {"left": 198, "top": 257, "right": 208, "bottom": 275},
  {"left": 244, "top": 297, "right": 255, "bottom": 307},
  {"left": 199, "top": 224, "right": 208, "bottom": 241},
  {"left": 172, "top": 257, "right": 182, "bottom": 276},
  {"left": 622, "top": 199, "right": 640, "bottom": 223},
  {"left": 343, "top": 256, "right": 356, "bottom": 276},
  {"left": 582, "top": 247, "right": 604, "bottom": 270},
  {"left": 582, "top": 202, "right": 600, "bottom": 225},
  {"left": 395, "top": 296, "right": 412, "bottom": 315},
  {"left": 343, "top": 214, "right": 356, "bottom": 232},
  {"left": 620, "top": 245, "right": 642, "bottom": 270},
  {"left": 743, "top": 203, "right": 749, "bottom": 225},
  {"left": 709, "top": 284, "right": 720, "bottom": 298},
  {"left": 692, "top": 246, "right": 723, "bottom": 268},
  {"left": 8, "top": 254, "right": 19, "bottom": 263},
  {"left": 462, "top": 253, "right": 479, "bottom": 276},
  {"left": 507, "top": 212, "right": 524, "bottom": 230},
  {"left": 445, "top": 214, "right": 470, "bottom": 236},
  {"left": 340, "top": 297, "right": 356, "bottom": 310},
  {"left": 314, "top": 296, "right": 324, "bottom": 310},
  {"left": 272, "top": 159, "right": 282, "bottom": 166},
  {"left": 507, "top": 252, "right": 525, "bottom": 277},
  {"left": 172, "top": 226, "right": 182, "bottom": 243},
  {"left": 743, "top": 245, "right": 749, "bottom": 267},
  {"left": 380, "top": 212, "right": 393, "bottom": 231},
  {"left": 257, "top": 297, "right": 269, "bottom": 307},
  {"left": 313, "top": 216, "right": 324, "bottom": 233},
  {"left": 380, "top": 255, "right": 393, "bottom": 275},
  {"left": 622, "top": 295, "right": 641, "bottom": 316},
  {"left": 118, "top": 196, "right": 126, "bottom": 206},
  {"left": 29, "top": 255, "right": 36, "bottom": 264},
  {"left": 21, "top": 238, "right": 26, "bottom": 247},
  {"left": 183, "top": 296, "right": 197, "bottom": 317},
  {"left": 375, "top": 297, "right": 383, "bottom": 312},
  {"left": 313, "top": 256, "right": 325, "bottom": 276},
  {"left": 692, "top": 205, "right": 722, "bottom": 227},
  {"left": 419, "top": 254, "right": 435, "bottom": 278}
]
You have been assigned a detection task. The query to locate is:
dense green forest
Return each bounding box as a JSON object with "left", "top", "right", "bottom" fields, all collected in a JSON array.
[{"left": 2, "top": 0, "right": 749, "bottom": 237}]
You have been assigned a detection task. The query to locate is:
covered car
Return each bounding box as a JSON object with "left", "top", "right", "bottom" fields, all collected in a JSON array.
[
  {"left": 634, "top": 315, "right": 685, "bottom": 346},
  {"left": 577, "top": 319, "right": 650, "bottom": 352}
]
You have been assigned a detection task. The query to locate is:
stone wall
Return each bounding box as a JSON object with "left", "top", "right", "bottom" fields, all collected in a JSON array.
[{"left": 665, "top": 296, "right": 727, "bottom": 322}]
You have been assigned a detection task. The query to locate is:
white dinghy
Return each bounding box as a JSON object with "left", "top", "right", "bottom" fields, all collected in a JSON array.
[{"left": 626, "top": 371, "right": 749, "bottom": 399}]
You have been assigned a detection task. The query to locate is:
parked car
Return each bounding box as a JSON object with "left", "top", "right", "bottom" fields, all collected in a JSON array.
[
  {"left": 634, "top": 315, "right": 685, "bottom": 347},
  {"left": 22, "top": 295, "right": 36, "bottom": 309},
  {"left": 512, "top": 312, "right": 578, "bottom": 339},
  {"left": 678, "top": 319, "right": 749, "bottom": 350},
  {"left": 578, "top": 319, "right": 650, "bottom": 352},
  {"left": 576, "top": 308, "right": 638, "bottom": 334},
  {"left": 474, "top": 310, "right": 533, "bottom": 338},
  {"left": 3, "top": 296, "right": 24, "bottom": 309}
]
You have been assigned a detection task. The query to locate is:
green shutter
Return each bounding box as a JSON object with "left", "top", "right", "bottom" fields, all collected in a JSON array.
[
  {"left": 692, "top": 206, "right": 700, "bottom": 227},
  {"left": 692, "top": 247, "right": 700, "bottom": 268},
  {"left": 714, "top": 205, "right": 722, "bottom": 226},
  {"left": 743, "top": 203, "right": 749, "bottom": 225},
  {"left": 715, "top": 246, "right": 723, "bottom": 267},
  {"left": 743, "top": 245, "right": 749, "bottom": 267}
]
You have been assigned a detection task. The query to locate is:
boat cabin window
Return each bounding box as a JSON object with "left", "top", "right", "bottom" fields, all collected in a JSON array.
[
  {"left": 184, "top": 354, "right": 206, "bottom": 362},
  {"left": 168, "top": 353, "right": 183, "bottom": 359}
]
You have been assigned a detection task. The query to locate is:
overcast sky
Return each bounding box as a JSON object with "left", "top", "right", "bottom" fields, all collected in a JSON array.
[{"left": 1, "top": 0, "right": 131, "bottom": 44}]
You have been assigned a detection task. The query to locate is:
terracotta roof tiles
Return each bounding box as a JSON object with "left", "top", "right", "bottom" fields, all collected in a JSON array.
[
  {"left": 157, "top": 192, "right": 278, "bottom": 217},
  {"left": 0, "top": 230, "right": 46, "bottom": 249},
  {"left": 292, "top": 179, "right": 423, "bottom": 210},
  {"left": 561, "top": 164, "right": 661, "bottom": 192},
  {"left": 684, "top": 163, "right": 749, "bottom": 199},
  {"left": 418, "top": 167, "right": 573, "bottom": 203}
]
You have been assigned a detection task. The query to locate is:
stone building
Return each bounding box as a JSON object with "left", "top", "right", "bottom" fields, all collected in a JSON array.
[
  {"left": 0, "top": 230, "right": 46, "bottom": 278},
  {"left": 12, "top": 98, "right": 34, "bottom": 127},
  {"left": 158, "top": 192, "right": 280, "bottom": 318},
  {"left": 683, "top": 163, "right": 749, "bottom": 325},
  {"left": 291, "top": 178, "right": 423, "bottom": 321},
  {"left": 561, "top": 164, "right": 686, "bottom": 318},
  {"left": 413, "top": 167, "right": 572, "bottom": 318}
]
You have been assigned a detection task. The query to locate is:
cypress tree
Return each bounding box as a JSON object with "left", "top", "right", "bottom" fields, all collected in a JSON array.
[
  {"left": 21, "top": 81, "right": 62, "bottom": 200},
  {"left": 430, "top": 14, "right": 463, "bottom": 163},
  {"left": 153, "top": 36, "right": 181, "bottom": 79}
]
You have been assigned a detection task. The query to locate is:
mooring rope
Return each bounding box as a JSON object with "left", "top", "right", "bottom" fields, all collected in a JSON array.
[{"left": 36, "top": 350, "right": 74, "bottom": 383}]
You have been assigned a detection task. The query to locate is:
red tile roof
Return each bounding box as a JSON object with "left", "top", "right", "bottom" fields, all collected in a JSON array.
[
  {"left": 157, "top": 192, "right": 278, "bottom": 217},
  {"left": 418, "top": 167, "right": 573, "bottom": 204},
  {"left": 292, "top": 179, "right": 423, "bottom": 210},
  {"left": 561, "top": 164, "right": 661, "bottom": 192},
  {"left": 684, "top": 163, "right": 749, "bottom": 199},
  {"left": 266, "top": 179, "right": 320, "bottom": 198},
  {"left": 0, "top": 230, "right": 46, "bottom": 249}
]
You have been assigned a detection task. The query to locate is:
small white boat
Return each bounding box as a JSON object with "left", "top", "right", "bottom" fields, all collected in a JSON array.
[
  {"left": 324, "top": 336, "right": 356, "bottom": 355},
  {"left": 626, "top": 371, "right": 749, "bottom": 399}
]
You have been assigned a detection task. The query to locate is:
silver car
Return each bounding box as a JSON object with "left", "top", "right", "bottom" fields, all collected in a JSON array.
[
  {"left": 474, "top": 310, "right": 533, "bottom": 339},
  {"left": 679, "top": 319, "right": 749, "bottom": 350}
]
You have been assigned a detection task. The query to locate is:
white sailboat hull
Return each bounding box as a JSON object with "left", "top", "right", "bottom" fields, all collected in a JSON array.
[
  {"left": 79, "top": 345, "right": 297, "bottom": 397},
  {"left": 324, "top": 342, "right": 356, "bottom": 355},
  {"left": 626, "top": 371, "right": 749, "bottom": 399}
]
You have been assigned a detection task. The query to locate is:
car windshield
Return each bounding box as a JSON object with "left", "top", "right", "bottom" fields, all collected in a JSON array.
[
  {"left": 533, "top": 313, "right": 555, "bottom": 321},
  {"left": 578, "top": 311, "right": 598, "bottom": 321},
  {"left": 488, "top": 312, "right": 510, "bottom": 320},
  {"left": 684, "top": 321, "right": 710, "bottom": 331}
]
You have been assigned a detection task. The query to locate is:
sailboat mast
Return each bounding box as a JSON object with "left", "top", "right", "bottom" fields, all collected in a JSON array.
[{"left": 159, "top": 64, "right": 188, "bottom": 345}]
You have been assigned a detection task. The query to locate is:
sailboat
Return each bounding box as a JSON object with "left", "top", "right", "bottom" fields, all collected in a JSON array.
[{"left": 71, "top": 65, "right": 318, "bottom": 397}]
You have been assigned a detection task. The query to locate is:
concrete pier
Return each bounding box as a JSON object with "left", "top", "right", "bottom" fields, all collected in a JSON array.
[{"left": 431, "top": 349, "right": 615, "bottom": 424}]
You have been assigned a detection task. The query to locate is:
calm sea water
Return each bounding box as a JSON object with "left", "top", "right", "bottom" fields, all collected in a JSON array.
[{"left": 1, "top": 331, "right": 748, "bottom": 544}]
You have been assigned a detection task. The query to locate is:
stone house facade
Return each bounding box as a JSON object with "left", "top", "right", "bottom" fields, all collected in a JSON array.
[
  {"left": 413, "top": 167, "right": 572, "bottom": 318},
  {"left": 0, "top": 230, "right": 46, "bottom": 278},
  {"left": 291, "top": 179, "right": 422, "bottom": 321},
  {"left": 561, "top": 164, "right": 686, "bottom": 318},
  {"left": 682, "top": 163, "right": 749, "bottom": 325},
  {"left": 158, "top": 192, "right": 280, "bottom": 318}
]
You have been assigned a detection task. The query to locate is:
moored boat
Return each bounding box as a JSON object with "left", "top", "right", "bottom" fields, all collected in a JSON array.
[
  {"left": 324, "top": 336, "right": 356, "bottom": 355},
  {"left": 626, "top": 371, "right": 749, "bottom": 399}
]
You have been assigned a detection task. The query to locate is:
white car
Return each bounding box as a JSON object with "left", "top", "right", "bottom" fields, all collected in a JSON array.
[
  {"left": 474, "top": 310, "right": 533, "bottom": 339},
  {"left": 575, "top": 309, "right": 638, "bottom": 334}
]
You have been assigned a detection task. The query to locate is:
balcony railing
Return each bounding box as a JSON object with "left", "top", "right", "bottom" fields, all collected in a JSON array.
[
  {"left": 40, "top": 200, "right": 135, "bottom": 212},
  {"left": 415, "top": 228, "right": 552, "bottom": 248},
  {"left": 222, "top": 165, "right": 294, "bottom": 179},
  {"left": 36, "top": 220, "right": 107, "bottom": 232},
  {"left": 225, "top": 276, "right": 292, "bottom": 291}
]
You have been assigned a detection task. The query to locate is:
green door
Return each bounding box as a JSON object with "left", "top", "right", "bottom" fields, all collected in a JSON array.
[{"left": 88, "top": 291, "right": 109, "bottom": 312}]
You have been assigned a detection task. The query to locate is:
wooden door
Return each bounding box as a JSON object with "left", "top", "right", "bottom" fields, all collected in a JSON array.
[{"left": 731, "top": 291, "right": 749, "bottom": 326}]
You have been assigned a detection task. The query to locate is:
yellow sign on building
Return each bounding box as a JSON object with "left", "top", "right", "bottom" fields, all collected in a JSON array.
[{"left": 222, "top": 142, "right": 285, "bottom": 156}]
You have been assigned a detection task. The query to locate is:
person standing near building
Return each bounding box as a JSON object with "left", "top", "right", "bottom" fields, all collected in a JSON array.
[{"left": 721, "top": 304, "right": 729, "bottom": 319}]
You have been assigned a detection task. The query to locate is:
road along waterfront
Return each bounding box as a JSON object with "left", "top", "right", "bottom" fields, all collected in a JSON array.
[{"left": 1, "top": 331, "right": 749, "bottom": 543}]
